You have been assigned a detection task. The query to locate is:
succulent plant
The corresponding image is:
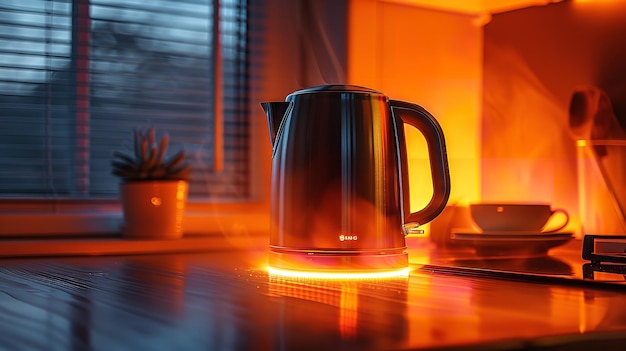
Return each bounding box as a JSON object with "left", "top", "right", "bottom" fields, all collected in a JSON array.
[{"left": 111, "top": 128, "right": 190, "bottom": 181}]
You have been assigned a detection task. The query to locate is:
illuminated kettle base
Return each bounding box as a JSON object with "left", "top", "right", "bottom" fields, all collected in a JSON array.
[{"left": 268, "top": 247, "right": 409, "bottom": 273}]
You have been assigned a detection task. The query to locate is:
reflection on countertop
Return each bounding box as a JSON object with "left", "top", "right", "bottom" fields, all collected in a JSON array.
[
  {"left": 411, "top": 235, "right": 626, "bottom": 286},
  {"left": 0, "top": 237, "right": 626, "bottom": 350}
]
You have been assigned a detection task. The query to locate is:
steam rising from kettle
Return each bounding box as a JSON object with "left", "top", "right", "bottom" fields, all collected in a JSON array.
[{"left": 262, "top": 85, "right": 450, "bottom": 272}]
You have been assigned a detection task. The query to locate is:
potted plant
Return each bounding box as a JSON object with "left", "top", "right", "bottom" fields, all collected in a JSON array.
[{"left": 112, "top": 128, "right": 190, "bottom": 239}]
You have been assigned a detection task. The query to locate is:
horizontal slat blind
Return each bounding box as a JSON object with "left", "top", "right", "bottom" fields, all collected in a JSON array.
[
  {"left": 0, "top": 0, "right": 73, "bottom": 196},
  {"left": 0, "top": 0, "right": 249, "bottom": 200}
]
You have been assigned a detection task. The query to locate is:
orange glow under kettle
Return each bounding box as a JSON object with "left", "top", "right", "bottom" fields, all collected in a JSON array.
[{"left": 261, "top": 85, "right": 450, "bottom": 272}]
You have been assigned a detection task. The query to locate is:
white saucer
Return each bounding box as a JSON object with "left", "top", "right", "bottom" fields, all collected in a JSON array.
[
  {"left": 453, "top": 232, "right": 573, "bottom": 240},
  {"left": 453, "top": 228, "right": 569, "bottom": 236},
  {"left": 450, "top": 231, "right": 574, "bottom": 256}
]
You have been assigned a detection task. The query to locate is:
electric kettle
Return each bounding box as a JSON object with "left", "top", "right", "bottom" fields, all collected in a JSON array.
[{"left": 262, "top": 85, "right": 450, "bottom": 272}]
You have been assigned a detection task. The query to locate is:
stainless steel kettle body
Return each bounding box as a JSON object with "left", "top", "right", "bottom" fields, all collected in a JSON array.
[{"left": 262, "top": 85, "right": 450, "bottom": 272}]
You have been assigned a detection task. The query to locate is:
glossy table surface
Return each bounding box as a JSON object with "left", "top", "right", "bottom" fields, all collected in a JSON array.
[{"left": 1, "top": 238, "right": 626, "bottom": 351}]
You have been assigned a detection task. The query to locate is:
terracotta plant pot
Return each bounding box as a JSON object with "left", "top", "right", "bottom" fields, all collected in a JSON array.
[{"left": 120, "top": 180, "right": 189, "bottom": 239}]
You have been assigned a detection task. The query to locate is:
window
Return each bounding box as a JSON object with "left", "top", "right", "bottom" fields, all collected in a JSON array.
[{"left": 0, "top": 0, "right": 250, "bottom": 201}]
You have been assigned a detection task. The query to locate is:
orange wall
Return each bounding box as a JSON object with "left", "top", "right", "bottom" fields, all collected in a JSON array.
[
  {"left": 260, "top": 0, "right": 626, "bottom": 235},
  {"left": 482, "top": 0, "right": 626, "bottom": 234},
  {"left": 348, "top": 0, "right": 483, "bottom": 215}
]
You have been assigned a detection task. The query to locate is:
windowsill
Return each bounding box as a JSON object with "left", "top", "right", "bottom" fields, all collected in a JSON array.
[
  {"left": 0, "top": 234, "right": 269, "bottom": 258},
  {"left": 0, "top": 206, "right": 270, "bottom": 258},
  {"left": 0, "top": 210, "right": 270, "bottom": 235}
]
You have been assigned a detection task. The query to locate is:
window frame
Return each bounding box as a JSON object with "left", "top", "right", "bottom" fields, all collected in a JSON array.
[{"left": 0, "top": 0, "right": 273, "bottom": 240}]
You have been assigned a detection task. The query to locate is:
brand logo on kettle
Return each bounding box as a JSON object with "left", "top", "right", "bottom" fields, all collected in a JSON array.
[{"left": 339, "top": 234, "right": 358, "bottom": 242}]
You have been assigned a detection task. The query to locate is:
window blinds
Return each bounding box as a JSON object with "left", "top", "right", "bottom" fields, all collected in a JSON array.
[{"left": 0, "top": 0, "right": 249, "bottom": 200}]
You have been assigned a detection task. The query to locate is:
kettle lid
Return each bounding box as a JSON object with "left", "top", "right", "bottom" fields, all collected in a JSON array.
[{"left": 288, "top": 84, "right": 384, "bottom": 97}]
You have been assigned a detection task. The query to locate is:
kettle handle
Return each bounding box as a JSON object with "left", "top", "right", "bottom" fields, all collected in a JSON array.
[{"left": 390, "top": 100, "right": 451, "bottom": 226}]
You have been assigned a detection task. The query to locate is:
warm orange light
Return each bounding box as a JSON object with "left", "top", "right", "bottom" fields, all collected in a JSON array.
[
  {"left": 267, "top": 266, "right": 411, "bottom": 280},
  {"left": 384, "top": 0, "right": 565, "bottom": 15},
  {"left": 574, "top": 0, "right": 617, "bottom": 3},
  {"left": 339, "top": 284, "right": 358, "bottom": 340}
]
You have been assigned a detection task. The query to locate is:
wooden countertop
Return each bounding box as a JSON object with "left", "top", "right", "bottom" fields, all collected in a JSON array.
[{"left": 1, "top": 239, "right": 626, "bottom": 350}]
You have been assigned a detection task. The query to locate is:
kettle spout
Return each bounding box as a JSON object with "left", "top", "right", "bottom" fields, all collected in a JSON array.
[{"left": 261, "top": 101, "right": 291, "bottom": 146}]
